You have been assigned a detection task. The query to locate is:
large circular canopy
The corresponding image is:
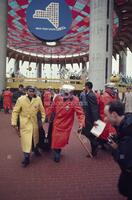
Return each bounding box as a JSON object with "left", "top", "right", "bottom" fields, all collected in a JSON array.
[
  {"left": 8, "top": 0, "right": 91, "bottom": 56},
  {"left": 7, "top": 0, "right": 132, "bottom": 63}
]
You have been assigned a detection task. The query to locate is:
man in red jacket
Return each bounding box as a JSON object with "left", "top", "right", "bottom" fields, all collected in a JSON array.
[
  {"left": 99, "top": 83, "right": 118, "bottom": 142},
  {"left": 42, "top": 88, "right": 52, "bottom": 120},
  {"left": 3, "top": 87, "right": 13, "bottom": 113},
  {"left": 50, "top": 84, "right": 85, "bottom": 162}
]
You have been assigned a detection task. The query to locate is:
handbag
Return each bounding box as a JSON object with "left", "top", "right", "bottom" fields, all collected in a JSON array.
[{"left": 38, "top": 127, "right": 50, "bottom": 151}]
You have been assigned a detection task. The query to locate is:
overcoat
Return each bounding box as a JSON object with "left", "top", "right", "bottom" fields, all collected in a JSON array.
[
  {"left": 51, "top": 95, "right": 85, "bottom": 149},
  {"left": 11, "top": 95, "right": 45, "bottom": 153},
  {"left": 3, "top": 90, "right": 13, "bottom": 110}
]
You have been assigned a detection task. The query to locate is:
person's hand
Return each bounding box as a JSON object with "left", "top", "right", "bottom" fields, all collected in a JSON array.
[
  {"left": 45, "top": 133, "right": 48, "bottom": 138},
  {"left": 93, "top": 121, "right": 98, "bottom": 127},
  {"left": 12, "top": 125, "right": 20, "bottom": 137},
  {"left": 12, "top": 124, "right": 18, "bottom": 129},
  {"left": 108, "top": 139, "right": 118, "bottom": 149}
]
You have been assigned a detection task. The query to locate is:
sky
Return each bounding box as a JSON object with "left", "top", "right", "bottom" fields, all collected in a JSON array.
[{"left": 6, "top": 49, "right": 132, "bottom": 79}]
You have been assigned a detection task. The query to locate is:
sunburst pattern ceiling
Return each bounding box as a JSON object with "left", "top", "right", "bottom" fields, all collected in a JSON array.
[{"left": 7, "top": 0, "right": 119, "bottom": 57}]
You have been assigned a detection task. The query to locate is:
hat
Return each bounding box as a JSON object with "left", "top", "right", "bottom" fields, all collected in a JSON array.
[
  {"left": 60, "top": 84, "right": 75, "bottom": 93},
  {"left": 26, "top": 86, "right": 35, "bottom": 92},
  {"left": 105, "top": 82, "right": 116, "bottom": 88}
]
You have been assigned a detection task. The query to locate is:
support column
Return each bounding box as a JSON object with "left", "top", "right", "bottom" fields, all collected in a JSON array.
[
  {"left": 89, "top": 0, "right": 113, "bottom": 90},
  {"left": 81, "top": 62, "right": 88, "bottom": 82},
  {"left": 119, "top": 50, "right": 127, "bottom": 76},
  {"left": 0, "top": 0, "right": 7, "bottom": 93},
  {"left": 14, "top": 60, "right": 20, "bottom": 73},
  {"left": 37, "top": 63, "right": 42, "bottom": 78},
  {"left": 107, "top": 0, "right": 113, "bottom": 80}
]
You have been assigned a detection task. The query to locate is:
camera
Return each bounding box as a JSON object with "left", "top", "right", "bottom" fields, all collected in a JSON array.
[
  {"left": 107, "top": 136, "right": 113, "bottom": 144},
  {"left": 107, "top": 134, "right": 118, "bottom": 144}
]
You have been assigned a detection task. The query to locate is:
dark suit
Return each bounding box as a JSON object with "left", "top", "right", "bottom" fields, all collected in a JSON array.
[
  {"left": 112, "top": 114, "right": 132, "bottom": 199},
  {"left": 85, "top": 90, "right": 99, "bottom": 124},
  {"left": 13, "top": 90, "right": 24, "bottom": 104},
  {"left": 82, "top": 90, "right": 99, "bottom": 155}
]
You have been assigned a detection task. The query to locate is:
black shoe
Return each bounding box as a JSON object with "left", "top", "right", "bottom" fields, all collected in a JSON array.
[
  {"left": 91, "top": 146, "right": 98, "bottom": 157},
  {"left": 34, "top": 149, "right": 41, "bottom": 157},
  {"left": 54, "top": 155, "right": 60, "bottom": 162},
  {"left": 54, "top": 153, "right": 60, "bottom": 163},
  {"left": 21, "top": 158, "right": 30, "bottom": 167}
]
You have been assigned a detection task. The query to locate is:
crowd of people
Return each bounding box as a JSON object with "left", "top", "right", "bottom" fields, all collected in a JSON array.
[{"left": 0, "top": 82, "right": 132, "bottom": 199}]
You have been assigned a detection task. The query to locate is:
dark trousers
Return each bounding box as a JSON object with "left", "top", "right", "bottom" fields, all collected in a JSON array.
[
  {"left": 118, "top": 170, "right": 132, "bottom": 199},
  {"left": 82, "top": 120, "right": 98, "bottom": 152},
  {"left": 54, "top": 149, "right": 61, "bottom": 153}
]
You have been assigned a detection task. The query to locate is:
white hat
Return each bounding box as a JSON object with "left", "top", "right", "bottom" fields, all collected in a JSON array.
[
  {"left": 60, "top": 84, "right": 75, "bottom": 92},
  {"left": 105, "top": 82, "right": 116, "bottom": 88}
]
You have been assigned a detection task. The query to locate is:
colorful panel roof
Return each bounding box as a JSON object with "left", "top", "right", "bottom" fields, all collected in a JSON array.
[{"left": 7, "top": 0, "right": 119, "bottom": 57}]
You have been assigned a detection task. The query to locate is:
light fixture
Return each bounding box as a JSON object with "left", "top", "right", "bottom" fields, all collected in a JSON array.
[
  {"left": 121, "top": 10, "right": 127, "bottom": 13},
  {"left": 46, "top": 41, "right": 57, "bottom": 46}
]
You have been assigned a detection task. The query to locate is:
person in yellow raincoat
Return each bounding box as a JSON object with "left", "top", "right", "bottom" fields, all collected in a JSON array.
[{"left": 11, "top": 86, "right": 45, "bottom": 167}]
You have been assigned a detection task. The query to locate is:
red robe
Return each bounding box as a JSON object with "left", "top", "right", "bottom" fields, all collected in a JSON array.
[
  {"left": 51, "top": 95, "right": 85, "bottom": 149},
  {"left": 99, "top": 91, "right": 116, "bottom": 140},
  {"left": 43, "top": 91, "right": 52, "bottom": 117},
  {"left": 3, "top": 90, "right": 13, "bottom": 110}
]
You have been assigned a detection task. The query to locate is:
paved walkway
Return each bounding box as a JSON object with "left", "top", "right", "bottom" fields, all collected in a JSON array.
[{"left": 0, "top": 112, "right": 125, "bottom": 200}]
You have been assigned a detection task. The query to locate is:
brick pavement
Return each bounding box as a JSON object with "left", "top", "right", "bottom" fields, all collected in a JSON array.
[{"left": 0, "top": 112, "right": 125, "bottom": 200}]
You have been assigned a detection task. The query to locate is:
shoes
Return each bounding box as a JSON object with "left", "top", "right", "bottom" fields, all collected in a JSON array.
[
  {"left": 91, "top": 146, "right": 98, "bottom": 157},
  {"left": 21, "top": 157, "right": 30, "bottom": 167},
  {"left": 54, "top": 156, "right": 60, "bottom": 162}
]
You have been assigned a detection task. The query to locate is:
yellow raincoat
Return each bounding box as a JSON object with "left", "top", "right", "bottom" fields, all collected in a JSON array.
[{"left": 11, "top": 95, "right": 45, "bottom": 153}]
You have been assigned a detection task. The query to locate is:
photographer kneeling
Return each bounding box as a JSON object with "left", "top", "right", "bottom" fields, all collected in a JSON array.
[{"left": 104, "top": 100, "right": 132, "bottom": 200}]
